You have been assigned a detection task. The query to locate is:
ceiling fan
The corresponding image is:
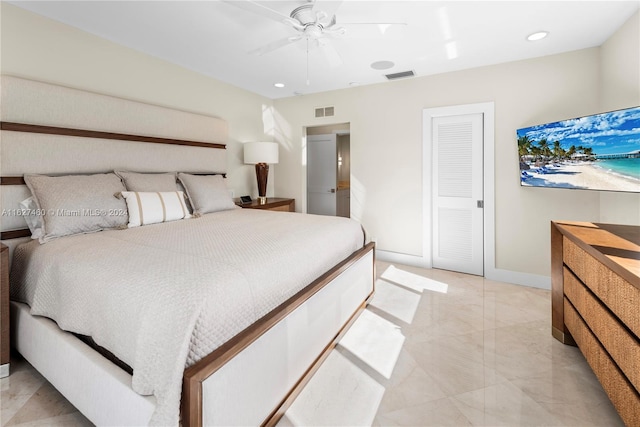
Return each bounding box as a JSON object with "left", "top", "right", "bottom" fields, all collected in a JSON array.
[{"left": 224, "top": 0, "right": 406, "bottom": 73}]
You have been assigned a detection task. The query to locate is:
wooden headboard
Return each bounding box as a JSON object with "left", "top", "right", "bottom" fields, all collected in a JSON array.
[{"left": 0, "top": 76, "right": 228, "bottom": 242}]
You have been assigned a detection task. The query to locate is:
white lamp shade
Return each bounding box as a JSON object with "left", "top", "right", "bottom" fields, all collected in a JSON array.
[{"left": 244, "top": 142, "right": 279, "bottom": 164}]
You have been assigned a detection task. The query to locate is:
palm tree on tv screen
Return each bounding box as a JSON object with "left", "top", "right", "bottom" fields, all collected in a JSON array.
[
  {"left": 518, "top": 135, "right": 532, "bottom": 159},
  {"left": 552, "top": 140, "right": 565, "bottom": 159},
  {"left": 583, "top": 147, "right": 595, "bottom": 158},
  {"left": 538, "top": 138, "right": 551, "bottom": 159}
]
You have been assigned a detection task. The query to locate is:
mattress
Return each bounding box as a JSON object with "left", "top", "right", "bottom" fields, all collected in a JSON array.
[{"left": 10, "top": 208, "right": 364, "bottom": 425}]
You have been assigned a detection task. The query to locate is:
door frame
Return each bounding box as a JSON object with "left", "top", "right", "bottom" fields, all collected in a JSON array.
[{"left": 422, "top": 102, "right": 495, "bottom": 276}]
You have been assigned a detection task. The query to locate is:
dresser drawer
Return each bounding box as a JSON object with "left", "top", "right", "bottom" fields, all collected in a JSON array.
[
  {"left": 564, "top": 299, "right": 640, "bottom": 427},
  {"left": 563, "top": 236, "right": 640, "bottom": 338},
  {"left": 564, "top": 267, "right": 640, "bottom": 393}
]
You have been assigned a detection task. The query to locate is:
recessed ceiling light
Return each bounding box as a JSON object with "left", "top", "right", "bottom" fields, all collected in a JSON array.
[
  {"left": 527, "top": 31, "right": 549, "bottom": 41},
  {"left": 370, "top": 60, "right": 395, "bottom": 70},
  {"left": 274, "top": 83, "right": 285, "bottom": 88}
]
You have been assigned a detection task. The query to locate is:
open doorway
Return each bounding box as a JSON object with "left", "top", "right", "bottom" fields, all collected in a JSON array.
[{"left": 306, "top": 123, "right": 350, "bottom": 217}]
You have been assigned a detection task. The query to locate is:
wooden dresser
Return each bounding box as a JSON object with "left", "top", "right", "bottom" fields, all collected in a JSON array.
[
  {"left": 551, "top": 221, "right": 639, "bottom": 426},
  {"left": 1, "top": 243, "right": 9, "bottom": 378}
]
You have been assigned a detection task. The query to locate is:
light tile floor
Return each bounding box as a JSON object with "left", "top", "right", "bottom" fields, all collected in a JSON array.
[
  {"left": 279, "top": 261, "right": 623, "bottom": 426},
  {"left": 1, "top": 261, "right": 624, "bottom": 426}
]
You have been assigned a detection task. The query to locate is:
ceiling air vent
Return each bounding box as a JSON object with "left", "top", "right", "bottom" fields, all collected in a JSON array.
[
  {"left": 314, "top": 106, "right": 335, "bottom": 118},
  {"left": 385, "top": 70, "right": 415, "bottom": 80}
]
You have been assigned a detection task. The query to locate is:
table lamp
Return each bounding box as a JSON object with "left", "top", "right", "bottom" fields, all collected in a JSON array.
[{"left": 244, "top": 142, "right": 279, "bottom": 204}]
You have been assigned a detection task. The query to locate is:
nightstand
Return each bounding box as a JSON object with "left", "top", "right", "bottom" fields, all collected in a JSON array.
[
  {"left": 236, "top": 198, "right": 295, "bottom": 212},
  {"left": 1, "top": 243, "right": 9, "bottom": 378}
]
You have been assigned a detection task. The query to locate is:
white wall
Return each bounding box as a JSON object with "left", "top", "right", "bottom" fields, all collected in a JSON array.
[
  {"left": 274, "top": 13, "right": 639, "bottom": 280},
  {"left": 598, "top": 11, "right": 640, "bottom": 225},
  {"left": 0, "top": 3, "right": 275, "bottom": 199}
]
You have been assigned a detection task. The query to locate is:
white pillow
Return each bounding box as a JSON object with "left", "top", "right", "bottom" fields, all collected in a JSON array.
[
  {"left": 19, "top": 197, "right": 43, "bottom": 240},
  {"left": 115, "top": 171, "right": 178, "bottom": 192},
  {"left": 177, "top": 173, "right": 236, "bottom": 216},
  {"left": 25, "top": 173, "right": 129, "bottom": 243},
  {"left": 120, "top": 191, "right": 191, "bottom": 228}
]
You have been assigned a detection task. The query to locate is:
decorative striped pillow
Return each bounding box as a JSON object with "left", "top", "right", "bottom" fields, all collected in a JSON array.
[{"left": 120, "top": 191, "right": 191, "bottom": 228}]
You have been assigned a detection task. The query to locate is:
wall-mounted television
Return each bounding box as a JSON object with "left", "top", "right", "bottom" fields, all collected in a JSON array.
[{"left": 517, "top": 106, "right": 640, "bottom": 193}]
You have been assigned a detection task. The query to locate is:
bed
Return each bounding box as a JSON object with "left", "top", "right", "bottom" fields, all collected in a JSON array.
[{"left": 0, "top": 76, "right": 375, "bottom": 426}]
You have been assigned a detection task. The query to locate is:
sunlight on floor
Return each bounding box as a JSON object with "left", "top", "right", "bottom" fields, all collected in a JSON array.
[
  {"left": 339, "top": 309, "right": 404, "bottom": 380},
  {"left": 369, "top": 279, "right": 421, "bottom": 324},
  {"left": 280, "top": 264, "right": 450, "bottom": 426},
  {"left": 381, "top": 265, "right": 449, "bottom": 294}
]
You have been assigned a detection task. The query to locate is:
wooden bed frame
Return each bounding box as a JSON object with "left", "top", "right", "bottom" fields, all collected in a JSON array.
[{"left": 1, "top": 102, "right": 375, "bottom": 425}]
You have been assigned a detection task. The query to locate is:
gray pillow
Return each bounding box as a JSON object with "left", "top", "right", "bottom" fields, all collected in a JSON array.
[
  {"left": 177, "top": 173, "right": 235, "bottom": 216},
  {"left": 25, "top": 173, "right": 129, "bottom": 243},
  {"left": 115, "top": 171, "right": 177, "bottom": 192}
]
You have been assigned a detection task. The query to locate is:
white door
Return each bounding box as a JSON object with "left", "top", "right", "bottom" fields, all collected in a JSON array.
[
  {"left": 432, "top": 113, "right": 484, "bottom": 275},
  {"left": 307, "top": 134, "right": 337, "bottom": 216}
]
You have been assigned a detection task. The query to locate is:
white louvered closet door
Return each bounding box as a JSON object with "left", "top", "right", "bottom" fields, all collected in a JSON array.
[{"left": 432, "top": 113, "right": 484, "bottom": 275}]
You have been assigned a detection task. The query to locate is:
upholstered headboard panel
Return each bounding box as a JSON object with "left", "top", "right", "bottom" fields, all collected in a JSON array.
[{"left": 0, "top": 76, "right": 228, "bottom": 241}]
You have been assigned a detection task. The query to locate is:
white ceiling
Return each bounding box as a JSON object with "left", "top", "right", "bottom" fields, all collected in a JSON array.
[{"left": 9, "top": 1, "right": 640, "bottom": 99}]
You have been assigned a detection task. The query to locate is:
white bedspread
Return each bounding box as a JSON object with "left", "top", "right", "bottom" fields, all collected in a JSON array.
[{"left": 10, "top": 209, "right": 364, "bottom": 425}]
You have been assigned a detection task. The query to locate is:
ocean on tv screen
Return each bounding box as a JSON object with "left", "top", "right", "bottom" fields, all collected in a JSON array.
[{"left": 517, "top": 106, "right": 640, "bottom": 193}]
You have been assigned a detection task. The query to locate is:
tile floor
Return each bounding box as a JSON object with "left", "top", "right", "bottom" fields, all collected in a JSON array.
[{"left": 1, "top": 261, "right": 624, "bottom": 426}]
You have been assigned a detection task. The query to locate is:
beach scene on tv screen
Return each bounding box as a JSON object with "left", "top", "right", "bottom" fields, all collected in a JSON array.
[{"left": 517, "top": 106, "right": 640, "bottom": 193}]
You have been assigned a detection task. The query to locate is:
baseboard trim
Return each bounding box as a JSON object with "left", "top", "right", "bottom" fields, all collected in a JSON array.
[
  {"left": 484, "top": 267, "right": 551, "bottom": 290},
  {"left": 375, "top": 249, "right": 551, "bottom": 290},
  {"left": 375, "top": 249, "right": 430, "bottom": 269}
]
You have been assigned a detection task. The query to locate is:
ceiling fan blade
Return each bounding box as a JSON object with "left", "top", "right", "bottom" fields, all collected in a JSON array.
[
  {"left": 311, "top": 0, "right": 343, "bottom": 20},
  {"left": 222, "top": 0, "right": 293, "bottom": 27},
  {"left": 322, "top": 25, "right": 346, "bottom": 38},
  {"left": 249, "top": 35, "right": 302, "bottom": 56},
  {"left": 317, "top": 39, "right": 343, "bottom": 68}
]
